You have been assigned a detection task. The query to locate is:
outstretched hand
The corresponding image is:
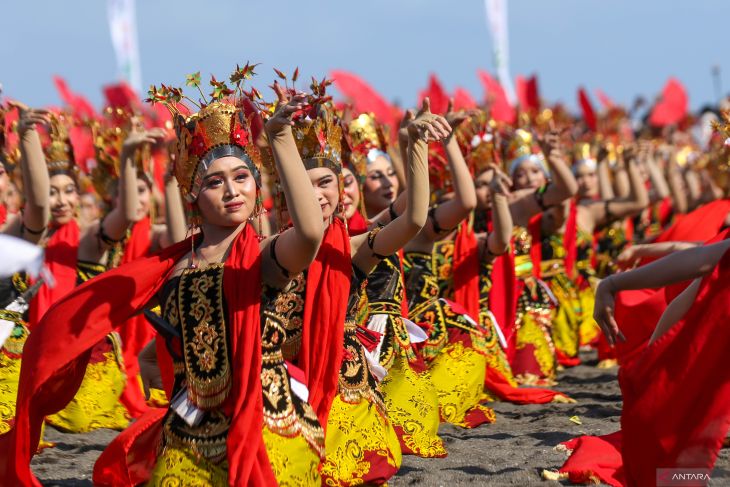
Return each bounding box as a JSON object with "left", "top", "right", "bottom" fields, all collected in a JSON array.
[
  {"left": 487, "top": 163, "right": 512, "bottom": 195},
  {"left": 407, "top": 98, "right": 452, "bottom": 143},
  {"left": 593, "top": 277, "right": 627, "bottom": 346},
  {"left": 122, "top": 127, "right": 167, "bottom": 153},
  {"left": 444, "top": 98, "right": 472, "bottom": 131},
  {"left": 13, "top": 101, "right": 51, "bottom": 136},
  {"left": 266, "top": 82, "right": 307, "bottom": 135}
]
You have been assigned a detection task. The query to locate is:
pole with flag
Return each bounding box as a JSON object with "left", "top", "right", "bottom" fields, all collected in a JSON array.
[
  {"left": 484, "top": 0, "right": 516, "bottom": 105},
  {"left": 107, "top": 0, "right": 143, "bottom": 95}
]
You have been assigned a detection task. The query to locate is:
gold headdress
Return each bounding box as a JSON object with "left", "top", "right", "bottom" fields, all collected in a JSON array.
[
  {"left": 293, "top": 103, "right": 343, "bottom": 174},
  {"left": 504, "top": 128, "right": 546, "bottom": 177},
  {"left": 147, "top": 63, "right": 263, "bottom": 202},
  {"left": 44, "top": 113, "right": 77, "bottom": 176},
  {"left": 346, "top": 113, "right": 390, "bottom": 181},
  {"left": 91, "top": 108, "right": 153, "bottom": 201},
  {"left": 709, "top": 111, "right": 730, "bottom": 193},
  {"left": 572, "top": 142, "right": 597, "bottom": 172},
  {"left": 0, "top": 104, "right": 20, "bottom": 170},
  {"left": 456, "top": 111, "right": 499, "bottom": 174}
]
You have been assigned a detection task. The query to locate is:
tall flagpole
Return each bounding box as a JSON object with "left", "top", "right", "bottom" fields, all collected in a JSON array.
[
  {"left": 107, "top": 0, "right": 143, "bottom": 94},
  {"left": 484, "top": 0, "right": 516, "bottom": 105}
]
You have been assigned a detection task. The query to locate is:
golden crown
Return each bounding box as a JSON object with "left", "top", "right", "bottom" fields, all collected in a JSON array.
[
  {"left": 457, "top": 112, "right": 499, "bottom": 174},
  {"left": 345, "top": 113, "right": 390, "bottom": 181},
  {"left": 44, "top": 113, "right": 77, "bottom": 175},
  {"left": 292, "top": 103, "right": 343, "bottom": 173},
  {"left": 91, "top": 108, "right": 153, "bottom": 200},
  {"left": 147, "top": 63, "right": 263, "bottom": 202}
]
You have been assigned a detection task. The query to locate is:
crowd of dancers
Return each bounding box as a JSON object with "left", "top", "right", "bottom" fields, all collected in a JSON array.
[{"left": 0, "top": 65, "right": 729, "bottom": 486}]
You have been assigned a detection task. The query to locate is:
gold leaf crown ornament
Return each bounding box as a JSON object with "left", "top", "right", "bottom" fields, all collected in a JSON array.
[
  {"left": 709, "top": 110, "right": 730, "bottom": 193},
  {"left": 91, "top": 108, "right": 153, "bottom": 201},
  {"left": 146, "top": 63, "right": 264, "bottom": 203},
  {"left": 293, "top": 103, "right": 343, "bottom": 174},
  {"left": 456, "top": 112, "right": 499, "bottom": 175},
  {"left": 504, "top": 128, "right": 547, "bottom": 177},
  {"left": 346, "top": 112, "right": 391, "bottom": 181},
  {"left": 44, "top": 113, "right": 77, "bottom": 176}
]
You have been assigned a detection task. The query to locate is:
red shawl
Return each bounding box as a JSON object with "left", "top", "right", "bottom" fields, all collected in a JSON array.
[
  {"left": 116, "top": 217, "right": 155, "bottom": 418},
  {"left": 0, "top": 204, "right": 7, "bottom": 227},
  {"left": 0, "top": 225, "right": 276, "bottom": 487},
  {"left": 563, "top": 200, "right": 578, "bottom": 279},
  {"left": 654, "top": 199, "right": 730, "bottom": 244},
  {"left": 301, "top": 218, "right": 351, "bottom": 426},
  {"left": 347, "top": 210, "right": 369, "bottom": 236},
  {"left": 620, "top": 246, "right": 730, "bottom": 486},
  {"left": 27, "top": 220, "right": 80, "bottom": 330},
  {"left": 452, "top": 221, "right": 480, "bottom": 321},
  {"left": 528, "top": 214, "right": 543, "bottom": 279}
]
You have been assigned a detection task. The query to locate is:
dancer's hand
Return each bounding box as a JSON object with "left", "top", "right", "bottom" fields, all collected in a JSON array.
[
  {"left": 407, "top": 98, "right": 452, "bottom": 143},
  {"left": 265, "top": 82, "right": 307, "bottom": 135},
  {"left": 593, "top": 276, "right": 626, "bottom": 346},
  {"left": 487, "top": 164, "right": 512, "bottom": 195},
  {"left": 14, "top": 102, "right": 51, "bottom": 135}
]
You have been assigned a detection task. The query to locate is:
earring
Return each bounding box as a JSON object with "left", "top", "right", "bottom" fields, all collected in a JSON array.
[{"left": 186, "top": 203, "right": 202, "bottom": 268}]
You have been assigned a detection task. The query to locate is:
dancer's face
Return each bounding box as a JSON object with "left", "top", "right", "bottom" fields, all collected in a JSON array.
[
  {"left": 363, "top": 155, "right": 398, "bottom": 217},
  {"left": 575, "top": 164, "right": 598, "bottom": 198},
  {"left": 475, "top": 168, "right": 495, "bottom": 210},
  {"left": 49, "top": 174, "right": 79, "bottom": 225},
  {"left": 195, "top": 156, "right": 257, "bottom": 227},
  {"left": 113, "top": 177, "right": 152, "bottom": 221},
  {"left": 79, "top": 193, "right": 101, "bottom": 225},
  {"left": 341, "top": 167, "right": 360, "bottom": 219},
  {"left": 513, "top": 160, "right": 546, "bottom": 190},
  {"left": 307, "top": 166, "right": 340, "bottom": 221}
]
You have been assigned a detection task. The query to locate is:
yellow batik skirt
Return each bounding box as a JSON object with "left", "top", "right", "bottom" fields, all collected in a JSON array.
[
  {"left": 321, "top": 395, "right": 402, "bottom": 486},
  {"left": 429, "top": 341, "right": 496, "bottom": 428},
  {"left": 578, "top": 280, "right": 600, "bottom": 347},
  {"left": 545, "top": 274, "right": 583, "bottom": 367},
  {"left": 46, "top": 333, "right": 130, "bottom": 433}
]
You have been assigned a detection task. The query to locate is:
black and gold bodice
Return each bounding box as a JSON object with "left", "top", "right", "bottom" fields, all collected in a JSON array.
[
  {"left": 338, "top": 265, "right": 386, "bottom": 414},
  {"left": 365, "top": 254, "right": 416, "bottom": 367},
  {"left": 402, "top": 252, "right": 439, "bottom": 318},
  {"left": 594, "top": 222, "right": 628, "bottom": 278},
  {"left": 575, "top": 228, "right": 596, "bottom": 282},
  {"left": 512, "top": 227, "right": 553, "bottom": 313},
  {"left": 76, "top": 260, "right": 106, "bottom": 284},
  {"left": 540, "top": 233, "right": 568, "bottom": 279},
  {"left": 0, "top": 274, "right": 30, "bottom": 357},
  {"left": 432, "top": 239, "right": 455, "bottom": 300},
  {"left": 158, "top": 264, "right": 323, "bottom": 464}
]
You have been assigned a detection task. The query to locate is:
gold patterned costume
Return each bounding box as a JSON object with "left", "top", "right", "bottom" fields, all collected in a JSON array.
[
  {"left": 540, "top": 233, "right": 583, "bottom": 367},
  {"left": 147, "top": 264, "right": 322, "bottom": 486},
  {"left": 45, "top": 261, "right": 130, "bottom": 433},
  {"left": 320, "top": 266, "right": 402, "bottom": 486},
  {"left": 575, "top": 229, "right": 601, "bottom": 348},
  {"left": 510, "top": 227, "right": 556, "bottom": 386},
  {"left": 366, "top": 254, "right": 446, "bottom": 457},
  {"left": 403, "top": 251, "right": 496, "bottom": 428}
]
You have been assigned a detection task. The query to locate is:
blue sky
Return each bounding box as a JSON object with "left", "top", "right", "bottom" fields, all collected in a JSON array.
[{"left": 2, "top": 0, "right": 728, "bottom": 112}]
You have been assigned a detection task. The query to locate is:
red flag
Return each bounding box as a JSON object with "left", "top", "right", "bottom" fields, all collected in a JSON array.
[
  {"left": 417, "top": 74, "right": 449, "bottom": 115},
  {"left": 330, "top": 70, "right": 400, "bottom": 133},
  {"left": 578, "top": 87, "right": 597, "bottom": 131},
  {"left": 477, "top": 70, "right": 516, "bottom": 124},
  {"left": 516, "top": 75, "right": 540, "bottom": 112},
  {"left": 452, "top": 87, "right": 477, "bottom": 111},
  {"left": 649, "top": 78, "right": 688, "bottom": 127},
  {"left": 595, "top": 89, "right": 615, "bottom": 109},
  {"left": 52, "top": 76, "right": 97, "bottom": 120}
]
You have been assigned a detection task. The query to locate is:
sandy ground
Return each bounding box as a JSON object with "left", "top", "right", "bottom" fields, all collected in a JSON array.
[{"left": 32, "top": 350, "right": 730, "bottom": 486}]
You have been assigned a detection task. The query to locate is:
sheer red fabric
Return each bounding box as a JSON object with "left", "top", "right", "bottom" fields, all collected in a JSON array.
[
  {"left": 301, "top": 218, "right": 351, "bottom": 426},
  {"left": 27, "top": 220, "right": 80, "bottom": 330}
]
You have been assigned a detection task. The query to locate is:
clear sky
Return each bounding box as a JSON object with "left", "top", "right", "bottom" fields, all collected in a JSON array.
[{"left": 2, "top": 0, "right": 728, "bottom": 112}]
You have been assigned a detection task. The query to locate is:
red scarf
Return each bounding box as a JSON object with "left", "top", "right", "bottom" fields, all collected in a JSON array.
[
  {"left": 563, "top": 200, "right": 578, "bottom": 279},
  {"left": 620, "top": 246, "right": 730, "bottom": 486},
  {"left": 301, "top": 218, "right": 351, "bottom": 426},
  {"left": 527, "top": 214, "right": 543, "bottom": 279},
  {"left": 116, "top": 217, "right": 155, "bottom": 418},
  {"left": 347, "top": 210, "right": 368, "bottom": 236},
  {"left": 27, "top": 220, "right": 80, "bottom": 330},
  {"left": 452, "top": 221, "right": 480, "bottom": 321},
  {"left": 0, "top": 204, "right": 7, "bottom": 227},
  {"left": 0, "top": 225, "right": 276, "bottom": 487},
  {"left": 655, "top": 199, "right": 730, "bottom": 244}
]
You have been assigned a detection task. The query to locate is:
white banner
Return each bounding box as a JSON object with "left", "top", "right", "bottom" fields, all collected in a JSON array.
[
  {"left": 484, "top": 0, "right": 516, "bottom": 105},
  {"left": 107, "top": 0, "right": 143, "bottom": 94}
]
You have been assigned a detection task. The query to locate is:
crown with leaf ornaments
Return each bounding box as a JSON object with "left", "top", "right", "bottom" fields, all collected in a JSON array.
[
  {"left": 146, "top": 62, "right": 264, "bottom": 202},
  {"left": 90, "top": 108, "right": 154, "bottom": 201},
  {"left": 44, "top": 113, "right": 77, "bottom": 176}
]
